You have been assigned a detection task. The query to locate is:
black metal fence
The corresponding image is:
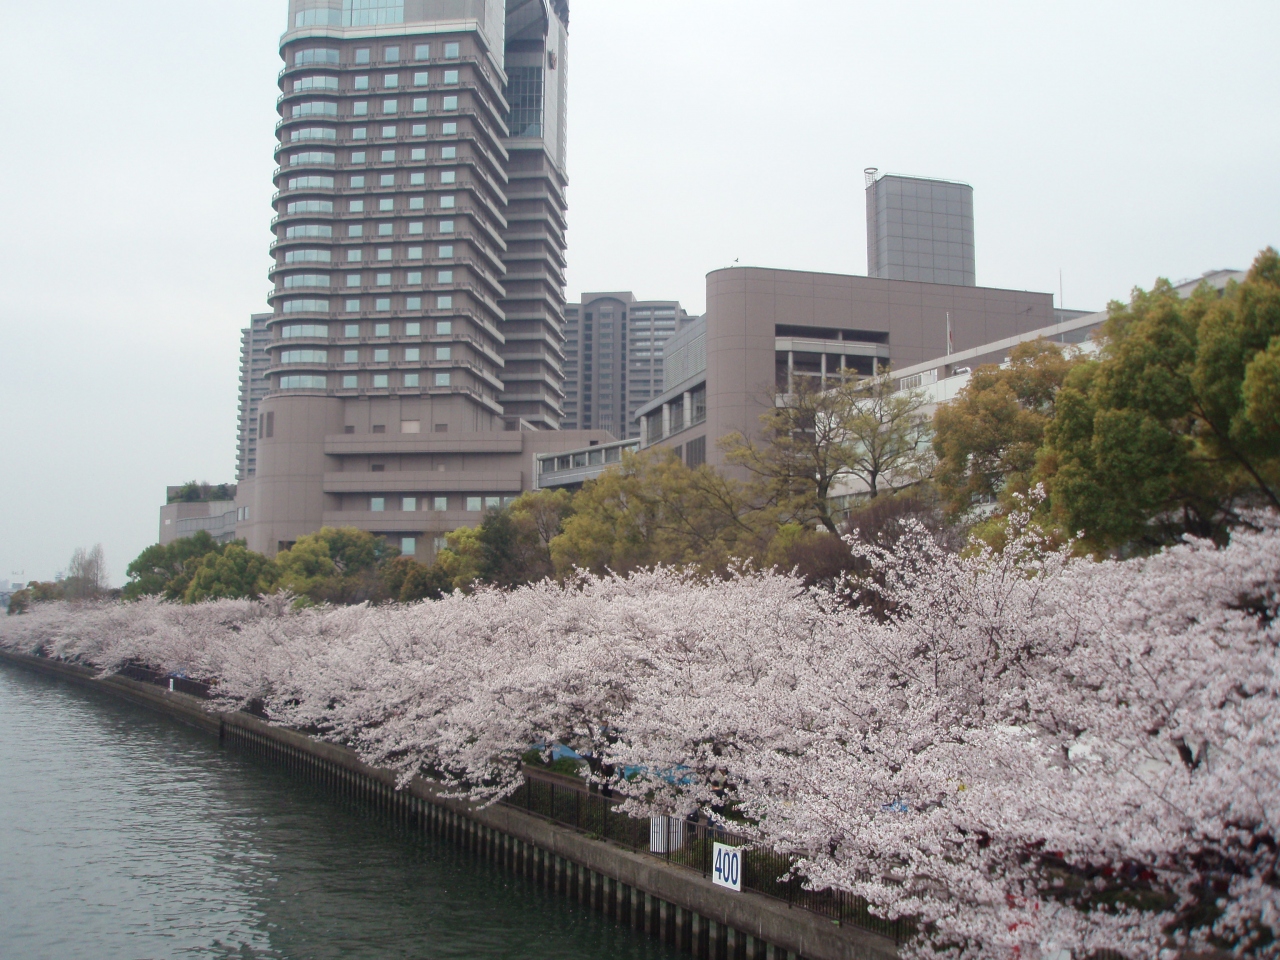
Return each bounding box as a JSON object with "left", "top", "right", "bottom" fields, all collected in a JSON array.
[
  {"left": 115, "top": 663, "right": 212, "bottom": 699},
  {"left": 506, "top": 768, "right": 914, "bottom": 944}
]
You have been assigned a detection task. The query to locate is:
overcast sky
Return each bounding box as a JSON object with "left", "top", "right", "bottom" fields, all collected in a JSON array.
[{"left": 1, "top": 0, "right": 1276, "bottom": 585}]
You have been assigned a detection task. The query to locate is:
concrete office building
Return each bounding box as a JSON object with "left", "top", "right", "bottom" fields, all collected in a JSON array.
[
  {"left": 865, "top": 170, "right": 976, "bottom": 287},
  {"left": 237, "top": 314, "right": 272, "bottom": 480},
  {"left": 235, "top": 0, "right": 608, "bottom": 560},
  {"left": 637, "top": 267, "right": 1058, "bottom": 472},
  {"left": 561, "top": 293, "right": 696, "bottom": 437}
]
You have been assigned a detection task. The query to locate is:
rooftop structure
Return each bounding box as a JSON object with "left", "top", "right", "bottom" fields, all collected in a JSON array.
[{"left": 865, "top": 169, "right": 975, "bottom": 287}]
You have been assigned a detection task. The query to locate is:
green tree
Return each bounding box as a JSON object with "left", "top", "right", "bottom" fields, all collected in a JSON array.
[
  {"left": 933, "top": 340, "right": 1079, "bottom": 517},
  {"left": 183, "top": 545, "right": 279, "bottom": 603},
  {"left": 275, "top": 526, "right": 397, "bottom": 601},
  {"left": 1041, "top": 248, "right": 1280, "bottom": 550},
  {"left": 721, "top": 374, "right": 931, "bottom": 533},
  {"left": 550, "top": 449, "right": 770, "bottom": 576},
  {"left": 123, "top": 532, "right": 230, "bottom": 601}
]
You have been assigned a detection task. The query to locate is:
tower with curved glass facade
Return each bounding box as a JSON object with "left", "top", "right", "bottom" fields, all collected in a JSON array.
[{"left": 235, "top": 1, "right": 598, "bottom": 559}]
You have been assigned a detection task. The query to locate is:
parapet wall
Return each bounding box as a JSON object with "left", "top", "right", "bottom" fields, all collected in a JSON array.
[{"left": 0, "top": 650, "right": 898, "bottom": 960}]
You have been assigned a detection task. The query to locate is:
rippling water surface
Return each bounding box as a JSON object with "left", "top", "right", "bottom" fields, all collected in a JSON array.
[{"left": 0, "top": 664, "right": 680, "bottom": 960}]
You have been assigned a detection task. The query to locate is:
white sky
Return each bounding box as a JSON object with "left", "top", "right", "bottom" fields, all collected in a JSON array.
[{"left": 1, "top": 0, "right": 1276, "bottom": 584}]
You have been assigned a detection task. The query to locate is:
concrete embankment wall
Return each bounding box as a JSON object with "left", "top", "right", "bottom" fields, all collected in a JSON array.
[{"left": 0, "top": 650, "right": 899, "bottom": 960}]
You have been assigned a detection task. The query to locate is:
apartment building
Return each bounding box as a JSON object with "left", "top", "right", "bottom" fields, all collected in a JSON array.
[
  {"left": 561, "top": 292, "right": 696, "bottom": 438},
  {"left": 236, "top": 314, "right": 272, "bottom": 480},
  {"left": 234, "top": 0, "right": 607, "bottom": 559}
]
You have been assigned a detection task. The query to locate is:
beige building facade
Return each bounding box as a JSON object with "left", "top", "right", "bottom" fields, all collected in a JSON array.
[
  {"left": 637, "top": 267, "right": 1058, "bottom": 473},
  {"left": 235, "top": 0, "right": 595, "bottom": 559}
]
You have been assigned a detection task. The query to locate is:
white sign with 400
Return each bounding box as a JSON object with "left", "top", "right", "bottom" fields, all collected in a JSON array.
[{"left": 712, "top": 842, "right": 742, "bottom": 892}]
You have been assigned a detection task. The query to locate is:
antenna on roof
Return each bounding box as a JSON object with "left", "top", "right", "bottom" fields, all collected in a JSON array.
[{"left": 864, "top": 167, "right": 879, "bottom": 188}]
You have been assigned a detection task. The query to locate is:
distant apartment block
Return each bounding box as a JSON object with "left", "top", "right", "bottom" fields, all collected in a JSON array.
[
  {"left": 562, "top": 293, "right": 696, "bottom": 438},
  {"left": 865, "top": 169, "right": 975, "bottom": 286},
  {"left": 236, "top": 313, "right": 272, "bottom": 480}
]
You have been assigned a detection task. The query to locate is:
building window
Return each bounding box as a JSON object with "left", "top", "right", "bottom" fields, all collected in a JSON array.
[
  {"left": 378, "top": 199, "right": 394, "bottom": 213},
  {"left": 376, "top": 272, "right": 391, "bottom": 286},
  {"left": 414, "top": 43, "right": 430, "bottom": 60},
  {"left": 414, "top": 70, "right": 429, "bottom": 85},
  {"left": 438, "top": 245, "right": 454, "bottom": 257},
  {"left": 287, "top": 175, "right": 335, "bottom": 190},
  {"left": 344, "top": 349, "right": 358, "bottom": 362},
  {"left": 384, "top": 74, "right": 399, "bottom": 88},
  {"left": 344, "top": 323, "right": 359, "bottom": 337},
  {"left": 342, "top": 375, "right": 357, "bottom": 388},
  {"left": 295, "top": 48, "right": 340, "bottom": 66},
  {"left": 381, "top": 125, "right": 396, "bottom": 137},
  {"left": 290, "top": 127, "right": 337, "bottom": 142},
  {"left": 442, "top": 95, "right": 458, "bottom": 111},
  {"left": 282, "top": 299, "right": 330, "bottom": 313},
  {"left": 400, "top": 537, "right": 416, "bottom": 556},
  {"left": 404, "top": 373, "right": 419, "bottom": 387},
  {"left": 374, "top": 323, "right": 390, "bottom": 336},
  {"left": 345, "top": 298, "right": 361, "bottom": 311},
  {"left": 485, "top": 496, "right": 501, "bottom": 511},
  {"left": 406, "top": 321, "right": 421, "bottom": 335},
  {"left": 355, "top": 48, "right": 371, "bottom": 64},
  {"left": 373, "top": 374, "right": 389, "bottom": 388},
  {"left": 433, "top": 497, "right": 448, "bottom": 512},
  {"left": 349, "top": 200, "right": 365, "bottom": 212},
  {"left": 685, "top": 435, "right": 707, "bottom": 469},
  {"left": 439, "top": 220, "right": 454, "bottom": 233},
  {"left": 285, "top": 224, "right": 334, "bottom": 239},
  {"left": 443, "top": 69, "right": 459, "bottom": 84},
  {"left": 375, "top": 298, "right": 391, "bottom": 311},
  {"left": 408, "top": 222, "right": 424, "bottom": 235},
  {"left": 444, "top": 42, "right": 460, "bottom": 59},
  {"left": 371, "top": 497, "right": 385, "bottom": 512},
  {"left": 437, "top": 270, "right": 453, "bottom": 282},
  {"left": 403, "top": 347, "right": 421, "bottom": 361},
  {"left": 346, "top": 251, "right": 362, "bottom": 263},
  {"left": 439, "top": 195, "right": 455, "bottom": 209},
  {"left": 402, "top": 497, "right": 417, "bottom": 511},
  {"left": 434, "top": 372, "right": 451, "bottom": 387},
  {"left": 441, "top": 170, "right": 456, "bottom": 184},
  {"left": 346, "top": 275, "right": 360, "bottom": 287},
  {"left": 441, "top": 146, "right": 457, "bottom": 159},
  {"left": 410, "top": 149, "right": 427, "bottom": 162},
  {"left": 279, "top": 349, "right": 327, "bottom": 363},
  {"left": 348, "top": 225, "right": 363, "bottom": 237},
  {"left": 413, "top": 97, "right": 427, "bottom": 112},
  {"left": 261, "top": 411, "right": 274, "bottom": 438},
  {"left": 407, "top": 271, "right": 423, "bottom": 284},
  {"left": 436, "top": 321, "right": 452, "bottom": 334},
  {"left": 441, "top": 122, "right": 457, "bottom": 135},
  {"left": 382, "top": 99, "right": 397, "bottom": 114},
  {"left": 286, "top": 200, "right": 333, "bottom": 214},
  {"left": 507, "top": 66, "right": 545, "bottom": 138},
  {"left": 378, "top": 223, "right": 393, "bottom": 236},
  {"left": 352, "top": 127, "right": 367, "bottom": 139},
  {"left": 354, "top": 101, "right": 369, "bottom": 116},
  {"left": 279, "top": 375, "right": 327, "bottom": 389},
  {"left": 384, "top": 46, "right": 400, "bottom": 62},
  {"left": 381, "top": 149, "right": 396, "bottom": 162},
  {"left": 354, "top": 76, "right": 370, "bottom": 91},
  {"left": 406, "top": 296, "right": 422, "bottom": 309},
  {"left": 280, "top": 324, "right": 329, "bottom": 338},
  {"left": 436, "top": 295, "right": 453, "bottom": 309},
  {"left": 435, "top": 346, "right": 451, "bottom": 360},
  {"left": 373, "top": 348, "right": 389, "bottom": 362},
  {"left": 379, "top": 173, "right": 395, "bottom": 187},
  {"left": 466, "top": 496, "right": 482, "bottom": 512}
]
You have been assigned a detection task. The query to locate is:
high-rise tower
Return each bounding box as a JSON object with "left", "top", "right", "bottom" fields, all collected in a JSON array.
[
  {"left": 236, "top": 1, "right": 603, "bottom": 559},
  {"left": 865, "top": 170, "right": 975, "bottom": 286}
]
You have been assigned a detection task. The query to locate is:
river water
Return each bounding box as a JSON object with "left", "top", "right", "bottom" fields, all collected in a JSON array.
[{"left": 0, "top": 664, "right": 680, "bottom": 960}]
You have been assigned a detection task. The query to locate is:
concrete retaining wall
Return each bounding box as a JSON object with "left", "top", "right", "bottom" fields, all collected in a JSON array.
[{"left": 0, "top": 650, "right": 899, "bottom": 960}]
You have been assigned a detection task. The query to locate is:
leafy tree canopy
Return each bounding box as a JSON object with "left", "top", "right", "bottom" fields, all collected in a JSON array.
[
  {"left": 1041, "top": 247, "right": 1280, "bottom": 550},
  {"left": 933, "top": 339, "right": 1080, "bottom": 517},
  {"left": 183, "top": 545, "right": 279, "bottom": 603}
]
